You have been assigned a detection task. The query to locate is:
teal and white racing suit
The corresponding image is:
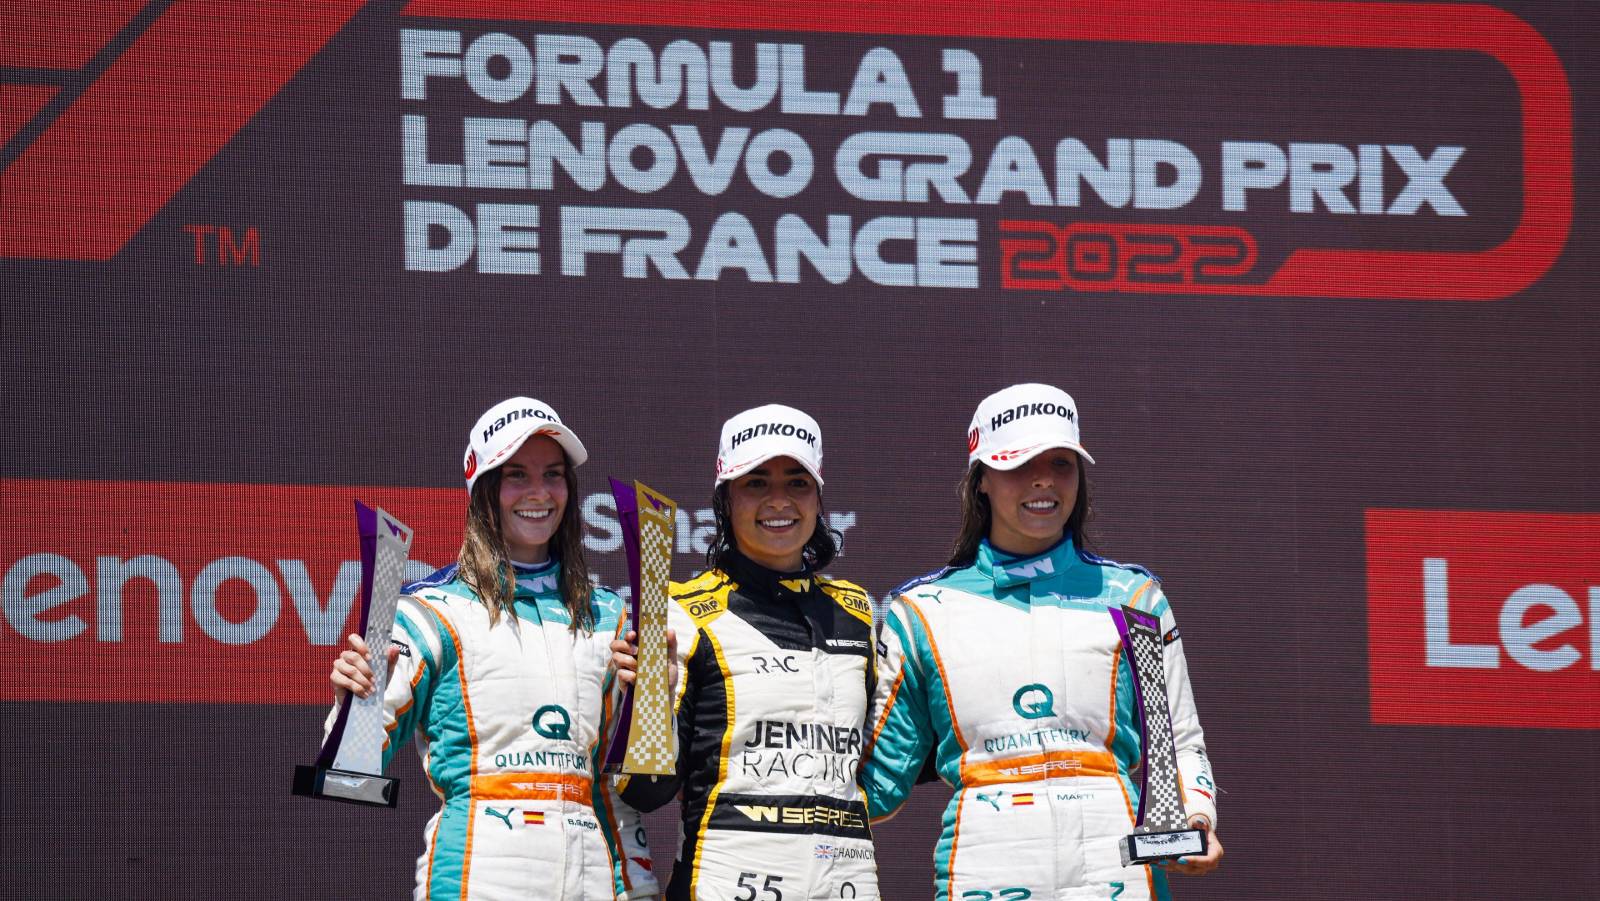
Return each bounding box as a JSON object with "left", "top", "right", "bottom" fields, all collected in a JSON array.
[
  {"left": 324, "top": 560, "right": 658, "bottom": 900},
  {"left": 862, "top": 538, "right": 1216, "bottom": 901}
]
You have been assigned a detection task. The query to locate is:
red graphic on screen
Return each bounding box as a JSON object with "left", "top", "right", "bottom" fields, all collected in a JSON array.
[
  {"left": 0, "top": 0, "right": 364, "bottom": 262},
  {"left": 1366, "top": 510, "right": 1599, "bottom": 728},
  {"left": 0, "top": 479, "right": 465, "bottom": 704}
]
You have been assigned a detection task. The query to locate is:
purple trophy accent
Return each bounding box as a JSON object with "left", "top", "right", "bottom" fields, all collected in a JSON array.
[
  {"left": 1110, "top": 605, "right": 1162, "bottom": 829},
  {"left": 603, "top": 479, "right": 643, "bottom": 770},
  {"left": 316, "top": 500, "right": 381, "bottom": 770}
]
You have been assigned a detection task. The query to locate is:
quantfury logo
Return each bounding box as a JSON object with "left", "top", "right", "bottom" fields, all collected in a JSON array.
[
  {"left": 532, "top": 704, "right": 573, "bottom": 740},
  {"left": 1012, "top": 684, "right": 1056, "bottom": 719},
  {"left": 0, "top": 2, "right": 364, "bottom": 261},
  {"left": 1366, "top": 510, "right": 1599, "bottom": 728}
]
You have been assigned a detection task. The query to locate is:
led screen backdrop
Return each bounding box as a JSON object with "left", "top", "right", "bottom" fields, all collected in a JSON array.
[{"left": 1, "top": 1, "right": 1594, "bottom": 897}]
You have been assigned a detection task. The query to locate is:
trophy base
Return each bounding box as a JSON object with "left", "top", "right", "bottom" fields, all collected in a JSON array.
[
  {"left": 1119, "top": 827, "right": 1206, "bottom": 867},
  {"left": 291, "top": 765, "right": 399, "bottom": 808}
]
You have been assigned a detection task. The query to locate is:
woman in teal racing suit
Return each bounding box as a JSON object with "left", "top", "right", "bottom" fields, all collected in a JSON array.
[
  {"left": 861, "top": 383, "right": 1224, "bottom": 901},
  {"left": 328, "top": 396, "right": 658, "bottom": 900}
]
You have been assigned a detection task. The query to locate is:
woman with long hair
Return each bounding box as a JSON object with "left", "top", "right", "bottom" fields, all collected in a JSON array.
[
  {"left": 327, "top": 396, "right": 657, "bottom": 900},
  {"left": 861, "top": 383, "right": 1223, "bottom": 901},
  {"left": 613, "top": 404, "right": 880, "bottom": 900}
]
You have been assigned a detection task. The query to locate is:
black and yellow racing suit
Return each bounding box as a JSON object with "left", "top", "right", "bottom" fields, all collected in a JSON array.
[{"left": 621, "top": 550, "right": 879, "bottom": 900}]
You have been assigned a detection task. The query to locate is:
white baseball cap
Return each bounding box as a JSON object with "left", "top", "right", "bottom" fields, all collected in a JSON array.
[
  {"left": 967, "top": 383, "right": 1095, "bottom": 470},
  {"left": 463, "top": 397, "right": 588, "bottom": 492},
  {"left": 714, "top": 404, "right": 824, "bottom": 487}
]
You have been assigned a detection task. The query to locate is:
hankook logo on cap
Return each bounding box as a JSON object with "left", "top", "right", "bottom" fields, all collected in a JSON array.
[{"left": 482, "top": 407, "right": 555, "bottom": 443}]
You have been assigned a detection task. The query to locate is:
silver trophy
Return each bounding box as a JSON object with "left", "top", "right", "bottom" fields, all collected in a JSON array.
[
  {"left": 291, "top": 501, "right": 413, "bottom": 807},
  {"left": 1110, "top": 605, "right": 1207, "bottom": 866}
]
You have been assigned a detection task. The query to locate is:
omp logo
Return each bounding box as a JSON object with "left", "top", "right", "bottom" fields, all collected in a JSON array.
[
  {"left": 833, "top": 592, "right": 872, "bottom": 618},
  {"left": 532, "top": 704, "right": 573, "bottom": 739},
  {"left": 1012, "top": 684, "right": 1056, "bottom": 719},
  {"left": 1366, "top": 510, "right": 1599, "bottom": 728},
  {"left": 0, "top": 1, "right": 364, "bottom": 261}
]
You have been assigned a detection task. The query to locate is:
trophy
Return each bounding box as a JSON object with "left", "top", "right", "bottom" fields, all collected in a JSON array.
[
  {"left": 601, "top": 479, "right": 678, "bottom": 776},
  {"left": 291, "top": 501, "right": 414, "bottom": 807},
  {"left": 1110, "top": 605, "right": 1208, "bottom": 866}
]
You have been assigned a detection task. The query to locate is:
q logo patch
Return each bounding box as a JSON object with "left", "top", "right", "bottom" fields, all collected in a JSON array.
[
  {"left": 532, "top": 704, "right": 572, "bottom": 740},
  {"left": 1012, "top": 683, "right": 1056, "bottom": 720}
]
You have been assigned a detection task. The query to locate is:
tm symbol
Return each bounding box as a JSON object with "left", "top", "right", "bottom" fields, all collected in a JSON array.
[{"left": 183, "top": 224, "right": 260, "bottom": 266}]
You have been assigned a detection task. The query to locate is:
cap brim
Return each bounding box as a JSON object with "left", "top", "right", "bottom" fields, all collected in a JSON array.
[
  {"left": 977, "top": 441, "right": 1095, "bottom": 471},
  {"left": 714, "top": 451, "right": 824, "bottom": 488},
  {"left": 488, "top": 423, "right": 589, "bottom": 471}
]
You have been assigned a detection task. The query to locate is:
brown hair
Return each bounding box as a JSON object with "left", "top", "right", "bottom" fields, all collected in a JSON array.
[
  {"left": 946, "top": 461, "right": 1093, "bottom": 568},
  {"left": 457, "top": 462, "right": 595, "bottom": 631},
  {"left": 704, "top": 481, "right": 843, "bottom": 573}
]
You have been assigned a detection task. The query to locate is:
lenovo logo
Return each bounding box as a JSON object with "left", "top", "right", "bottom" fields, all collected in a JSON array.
[
  {"left": 0, "top": 479, "right": 460, "bottom": 704},
  {"left": 1366, "top": 510, "right": 1598, "bottom": 728}
]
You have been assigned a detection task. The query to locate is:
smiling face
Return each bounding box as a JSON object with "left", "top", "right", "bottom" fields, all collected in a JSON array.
[
  {"left": 980, "top": 449, "right": 1082, "bottom": 557},
  {"left": 496, "top": 435, "right": 569, "bottom": 564},
  {"left": 726, "top": 455, "right": 820, "bottom": 573}
]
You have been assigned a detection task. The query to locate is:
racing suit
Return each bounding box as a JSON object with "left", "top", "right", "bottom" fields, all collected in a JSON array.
[
  {"left": 619, "top": 550, "right": 880, "bottom": 900},
  {"left": 861, "top": 538, "right": 1217, "bottom": 901},
  {"left": 324, "top": 560, "right": 658, "bottom": 900}
]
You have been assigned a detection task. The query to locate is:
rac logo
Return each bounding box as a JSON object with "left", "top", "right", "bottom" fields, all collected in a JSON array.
[{"left": 1366, "top": 510, "right": 1598, "bottom": 728}]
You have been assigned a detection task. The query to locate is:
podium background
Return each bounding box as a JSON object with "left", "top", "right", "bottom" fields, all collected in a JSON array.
[{"left": 2, "top": 1, "right": 1595, "bottom": 897}]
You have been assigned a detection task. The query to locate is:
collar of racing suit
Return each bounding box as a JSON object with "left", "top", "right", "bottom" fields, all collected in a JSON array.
[
  {"left": 976, "top": 535, "right": 1080, "bottom": 589},
  {"left": 718, "top": 547, "right": 817, "bottom": 601},
  {"left": 497, "top": 557, "right": 567, "bottom": 624}
]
